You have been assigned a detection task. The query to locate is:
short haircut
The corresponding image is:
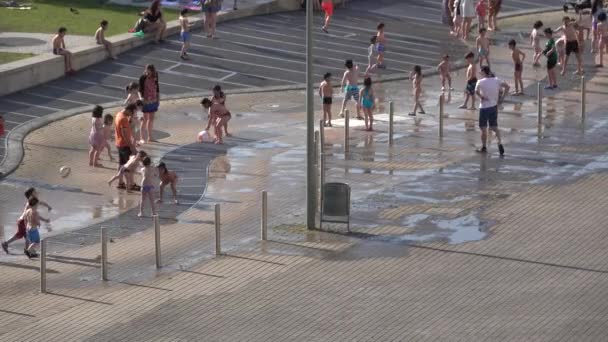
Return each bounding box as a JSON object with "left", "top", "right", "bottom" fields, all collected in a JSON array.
[
  {"left": 92, "top": 105, "right": 104, "bottom": 118},
  {"left": 377, "top": 22, "right": 385, "bottom": 30},
  {"left": 142, "top": 156, "right": 151, "bottom": 166},
  {"left": 125, "top": 103, "right": 138, "bottom": 113},
  {"left": 481, "top": 66, "right": 492, "bottom": 76},
  {"left": 479, "top": 28, "right": 487, "bottom": 34},
  {"left": 201, "top": 98, "right": 212, "bottom": 107},
  {"left": 323, "top": 72, "right": 331, "bottom": 80},
  {"left": 100, "top": 20, "right": 108, "bottom": 26},
  {"left": 158, "top": 162, "right": 167, "bottom": 170},
  {"left": 599, "top": 12, "right": 607, "bottom": 22},
  {"left": 465, "top": 52, "right": 475, "bottom": 59},
  {"left": 25, "top": 187, "right": 35, "bottom": 199},
  {"left": 58, "top": 27, "right": 67, "bottom": 33},
  {"left": 181, "top": 8, "right": 189, "bottom": 15},
  {"left": 345, "top": 59, "right": 354, "bottom": 68},
  {"left": 508, "top": 39, "right": 516, "bottom": 47},
  {"left": 363, "top": 77, "right": 372, "bottom": 87},
  {"left": 544, "top": 27, "right": 553, "bottom": 35},
  {"left": 533, "top": 20, "right": 543, "bottom": 29},
  {"left": 28, "top": 197, "right": 39, "bottom": 207}
]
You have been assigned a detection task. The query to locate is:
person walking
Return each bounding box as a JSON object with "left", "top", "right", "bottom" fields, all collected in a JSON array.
[
  {"left": 474, "top": 66, "right": 510, "bottom": 156},
  {"left": 139, "top": 64, "right": 160, "bottom": 144}
]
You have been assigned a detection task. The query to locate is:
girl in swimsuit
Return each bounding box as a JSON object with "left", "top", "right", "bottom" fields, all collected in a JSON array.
[
  {"left": 530, "top": 21, "right": 544, "bottom": 66},
  {"left": 88, "top": 105, "right": 105, "bottom": 168},
  {"left": 359, "top": 77, "right": 375, "bottom": 131},
  {"left": 409, "top": 65, "right": 426, "bottom": 116},
  {"left": 138, "top": 157, "right": 158, "bottom": 217}
]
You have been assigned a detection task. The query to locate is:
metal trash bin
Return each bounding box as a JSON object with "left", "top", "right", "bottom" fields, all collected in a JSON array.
[{"left": 320, "top": 182, "right": 350, "bottom": 232}]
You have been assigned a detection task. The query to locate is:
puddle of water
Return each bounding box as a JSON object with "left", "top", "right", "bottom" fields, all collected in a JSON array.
[
  {"left": 397, "top": 212, "right": 489, "bottom": 244},
  {"left": 249, "top": 141, "right": 292, "bottom": 149}
]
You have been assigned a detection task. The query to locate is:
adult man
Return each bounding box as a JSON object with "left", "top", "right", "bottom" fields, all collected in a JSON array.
[
  {"left": 114, "top": 103, "right": 138, "bottom": 190},
  {"left": 475, "top": 66, "right": 509, "bottom": 155}
]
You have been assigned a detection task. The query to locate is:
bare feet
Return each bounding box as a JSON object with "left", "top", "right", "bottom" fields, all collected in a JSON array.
[
  {"left": 94, "top": 163, "right": 104, "bottom": 168},
  {"left": 137, "top": 212, "right": 143, "bottom": 217},
  {"left": 155, "top": 199, "right": 162, "bottom": 204}
]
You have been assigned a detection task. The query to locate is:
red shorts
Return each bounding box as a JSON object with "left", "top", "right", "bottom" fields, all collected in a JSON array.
[
  {"left": 15, "top": 219, "right": 27, "bottom": 239},
  {"left": 322, "top": 2, "right": 334, "bottom": 16}
]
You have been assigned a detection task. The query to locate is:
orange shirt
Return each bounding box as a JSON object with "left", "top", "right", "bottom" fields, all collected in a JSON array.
[{"left": 114, "top": 110, "right": 132, "bottom": 147}]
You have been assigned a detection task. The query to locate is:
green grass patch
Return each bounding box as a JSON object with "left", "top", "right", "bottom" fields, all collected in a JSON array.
[
  {"left": 0, "top": 0, "right": 180, "bottom": 37},
  {"left": 0, "top": 52, "right": 36, "bottom": 64}
]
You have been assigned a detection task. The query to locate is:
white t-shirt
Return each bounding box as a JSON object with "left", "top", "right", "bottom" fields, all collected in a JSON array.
[{"left": 475, "top": 77, "right": 503, "bottom": 109}]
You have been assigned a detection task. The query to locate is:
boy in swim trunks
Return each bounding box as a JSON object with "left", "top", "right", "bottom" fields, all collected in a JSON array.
[
  {"left": 319, "top": 72, "right": 333, "bottom": 127},
  {"left": 459, "top": 52, "right": 478, "bottom": 109},
  {"left": 321, "top": 0, "right": 333, "bottom": 33},
  {"left": 376, "top": 23, "right": 387, "bottom": 69},
  {"left": 95, "top": 20, "right": 117, "bottom": 60},
  {"left": 340, "top": 59, "right": 363, "bottom": 120},
  {"left": 476, "top": 28, "right": 491, "bottom": 68},
  {"left": 179, "top": 9, "right": 192, "bottom": 60},
  {"left": 156, "top": 162, "right": 179, "bottom": 204},
  {"left": 138, "top": 157, "right": 158, "bottom": 217},
  {"left": 201, "top": 98, "right": 231, "bottom": 144},
  {"left": 556, "top": 16, "right": 584, "bottom": 75},
  {"left": 2, "top": 187, "right": 52, "bottom": 256},
  {"left": 52, "top": 27, "right": 75, "bottom": 75},
  {"left": 543, "top": 28, "right": 559, "bottom": 89},
  {"left": 508, "top": 39, "right": 526, "bottom": 95},
  {"left": 25, "top": 197, "right": 50, "bottom": 258}
]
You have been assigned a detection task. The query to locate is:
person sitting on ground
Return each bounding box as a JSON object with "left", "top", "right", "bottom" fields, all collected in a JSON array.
[
  {"left": 95, "top": 20, "right": 117, "bottom": 60},
  {"left": 141, "top": 0, "right": 166, "bottom": 43},
  {"left": 52, "top": 27, "right": 75, "bottom": 75}
]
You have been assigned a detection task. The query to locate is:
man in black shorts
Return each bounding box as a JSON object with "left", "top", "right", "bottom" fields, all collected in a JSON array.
[
  {"left": 475, "top": 66, "right": 510, "bottom": 156},
  {"left": 558, "top": 16, "right": 584, "bottom": 75},
  {"left": 114, "top": 103, "right": 139, "bottom": 190}
]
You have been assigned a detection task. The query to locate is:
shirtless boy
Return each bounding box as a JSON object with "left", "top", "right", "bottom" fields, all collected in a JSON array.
[
  {"left": 179, "top": 9, "right": 192, "bottom": 60},
  {"left": 459, "top": 52, "right": 477, "bottom": 109},
  {"left": 24, "top": 197, "right": 51, "bottom": 258},
  {"left": 556, "top": 17, "right": 584, "bottom": 75},
  {"left": 319, "top": 72, "right": 333, "bottom": 127},
  {"left": 95, "top": 20, "right": 117, "bottom": 60},
  {"left": 508, "top": 39, "right": 526, "bottom": 95},
  {"left": 201, "top": 98, "right": 231, "bottom": 144},
  {"left": 52, "top": 27, "right": 75, "bottom": 75},
  {"left": 437, "top": 54, "right": 453, "bottom": 91},
  {"left": 476, "top": 28, "right": 491, "bottom": 68},
  {"left": 340, "top": 59, "right": 363, "bottom": 120},
  {"left": 376, "top": 23, "right": 387, "bottom": 69}
]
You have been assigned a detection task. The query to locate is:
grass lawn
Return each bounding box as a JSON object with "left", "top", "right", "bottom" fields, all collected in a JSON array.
[
  {"left": 0, "top": 52, "right": 36, "bottom": 64},
  {"left": 0, "top": 0, "right": 180, "bottom": 37}
]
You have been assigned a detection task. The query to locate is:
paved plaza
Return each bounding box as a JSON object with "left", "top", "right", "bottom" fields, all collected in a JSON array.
[{"left": 2, "top": 1, "right": 608, "bottom": 341}]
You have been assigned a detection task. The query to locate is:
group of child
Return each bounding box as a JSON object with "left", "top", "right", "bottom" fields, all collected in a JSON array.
[{"left": 451, "top": 0, "right": 501, "bottom": 40}]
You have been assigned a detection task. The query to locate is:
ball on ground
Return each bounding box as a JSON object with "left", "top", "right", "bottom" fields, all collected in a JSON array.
[
  {"left": 59, "top": 166, "right": 71, "bottom": 178},
  {"left": 197, "top": 130, "right": 210, "bottom": 143}
]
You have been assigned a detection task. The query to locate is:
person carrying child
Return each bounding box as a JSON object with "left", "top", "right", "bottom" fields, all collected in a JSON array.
[{"left": 156, "top": 162, "right": 179, "bottom": 204}]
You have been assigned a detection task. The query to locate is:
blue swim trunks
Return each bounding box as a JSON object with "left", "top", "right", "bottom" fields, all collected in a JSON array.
[
  {"left": 344, "top": 85, "right": 359, "bottom": 101},
  {"left": 376, "top": 43, "right": 386, "bottom": 53},
  {"left": 27, "top": 228, "right": 41, "bottom": 244},
  {"left": 180, "top": 31, "right": 191, "bottom": 42}
]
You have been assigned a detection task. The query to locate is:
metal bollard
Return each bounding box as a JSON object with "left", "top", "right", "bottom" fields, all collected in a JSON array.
[
  {"left": 40, "top": 239, "right": 47, "bottom": 294},
  {"left": 320, "top": 152, "right": 326, "bottom": 213},
  {"left": 319, "top": 119, "right": 325, "bottom": 154},
  {"left": 581, "top": 76, "right": 586, "bottom": 123},
  {"left": 214, "top": 204, "right": 221, "bottom": 256},
  {"left": 101, "top": 227, "right": 108, "bottom": 281},
  {"left": 438, "top": 94, "right": 445, "bottom": 138},
  {"left": 344, "top": 109, "right": 350, "bottom": 154},
  {"left": 153, "top": 215, "right": 161, "bottom": 269},
  {"left": 388, "top": 101, "right": 394, "bottom": 145},
  {"left": 261, "top": 191, "right": 268, "bottom": 241},
  {"left": 537, "top": 82, "right": 543, "bottom": 139}
]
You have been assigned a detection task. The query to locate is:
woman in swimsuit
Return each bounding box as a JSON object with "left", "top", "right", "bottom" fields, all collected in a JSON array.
[
  {"left": 139, "top": 64, "right": 160, "bottom": 144},
  {"left": 359, "top": 77, "right": 375, "bottom": 131},
  {"left": 203, "top": 0, "right": 222, "bottom": 38},
  {"left": 88, "top": 105, "right": 105, "bottom": 168}
]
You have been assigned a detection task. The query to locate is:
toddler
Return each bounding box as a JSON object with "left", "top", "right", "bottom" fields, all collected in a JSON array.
[
  {"left": 156, "top": 162, "right": 179, "bottom": 204},
  {"left": 88, "top": 105, "right": 105, "bottom": 167},
  {"left": 102, "top": 113, "right": 114, "bottom": 161},
  {"left": 139, "top": 156, "right": 158, "bottom": 217},
  {"left": 437, "top": 54, "right": 453, "bottom": 91},
  {"left": 359, "top": 77, "right": 375, "bottom": 131},
  {"left": 409, "top": 65, "right": 425, "bottom": 116}
]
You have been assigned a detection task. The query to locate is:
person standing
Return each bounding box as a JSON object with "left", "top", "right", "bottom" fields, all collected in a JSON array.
[
  {"left": 488, "top": 0, "right": 501, "bottom": 31},
  {"left": 88, "top": 105, "right": 106, "bottom": 167},
  {"left": 475, "top": 66, "right": 509, "bottom": 155},
  {"left": 114, "top": 103, "right": 139, "bottom": 190},
  {"left": 461, "top": 0, "right": 476, "bottom": 39},
  {"left": 203, "top": 0, "right": 222, "bottom": 38},
  {"left": 139, "top": 64, "right": 160, "bottom": 144},
  {"left": 141, "top": 0, "right": 166, "bottom": 44},
  {"left": 442, "top": 0, "right": 455, "bottom": 32}
]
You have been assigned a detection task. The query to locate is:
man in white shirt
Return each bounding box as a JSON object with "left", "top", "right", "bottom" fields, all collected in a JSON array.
[{"left": 475, "top": 66, "right": 510, "bottom": 155}]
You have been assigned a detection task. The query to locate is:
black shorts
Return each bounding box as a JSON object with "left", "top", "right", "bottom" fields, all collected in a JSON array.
[
  {"left": 466, "top": 78, "right": 478, "bottom": 96},
  {"left": 515, "top": 62, "right": 522, "bottom": 72},
  {"left": 565, "top": 40, "right": 579, "bottom": 56},
  {"left": 323, "top": 97, "right": 333, "bottom": 105},
  {"left": 117, "top": 146, "right": 132, "bottom": 166},
  {"left": 547, "top": 59, "right": 558, "bottom": 70},
  {"left": 479, "top": 105, "right": 498, "bottom": 128}
]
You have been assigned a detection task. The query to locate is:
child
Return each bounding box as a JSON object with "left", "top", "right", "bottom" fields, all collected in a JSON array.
[
  {"left": 156, "top": 162, "right": 179, "bottom": 204},
  {"left": 108, "top": 150, "right": 147, "bottom": 191},
  {"left": 138, "top": 157, "right": 157, "bottom": 217},
  {"left": 179, "top": 9, "right": 191, "bottom": 60},
  {"left": 212, "top": 85, "right": 231, "bottom": 137},
  {"left": 88, "top": 105, "right": 105, "bottom": 167},
  {"left": 409, "top": 65, "right": 425, "bottom": 116},
  {"left": 508, "top": 39, "right": 526, "bottom": 95},
  {"left": 102, "top": 113, "right": 114, "bottom": 161},
  {"left": 95, "top": 20, "right": 117, "bottom": 60},
  {"left": 459, "top": 52, "right": 477, "bottom": 109},
  {"left": 201, "top": 98, "right": 231, "bottom": 144},
  {"left": 437, "top": 54, "right": 453, "bottom": 91},
  {"left": 52, "top": 27, "right": 75, "bottom": 75},
  {"left": 376, "top": 23, "right": 387, "bottom": 69},
  {"left": 321, "top": 0, "right": 334, "bottom": 33},
  {"left": 543, "top": 28, "right": 559, "bottom": 89},
  {"left": 125, "top": 82, "right": 143, "bottom": 144},
  {"left": 365, "top": 36, "right": 378, "bottom": 75},
  {"left": 530, "top": 20, "right": 544, "bottom": 66},
  {"left": 596, "top": 12, "right": 608, "bottom": 67},
  {"left": 488, "top": 0, "right": 501, "bottom": 32},
  {"left": 452, "top": 0, "right": 463, "bottom": 37},
  {"left": 2, "top": 188, "right": 52, "bottom": 256},
  {"left": 319, "top": 72, "right": 333, "bottom": 127},
  {"left": 557, "top": 16, "right": 583, "bottom": 75},
  {"left": 556, "top": 35, "right": 567, "bottom": 67},
  {"left": 340, "top": 59, "right": 363, "bottom": 120},
  {"left": 476, "top": 28, "right": 491, "bottom": 68},
  {"left": 476, "top": 0, "right": 487, "bottom": 30},
  {"left": 359, "top": 77, "right": 375, "bottom": 130},
  {"left": 25, "top": 197, "right": 50, "bottom": 258}
]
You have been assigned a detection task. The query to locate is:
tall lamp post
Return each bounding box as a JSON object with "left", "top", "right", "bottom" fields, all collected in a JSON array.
[{"left": 306, "top": 0, "right": 315, "bottom": 229}]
